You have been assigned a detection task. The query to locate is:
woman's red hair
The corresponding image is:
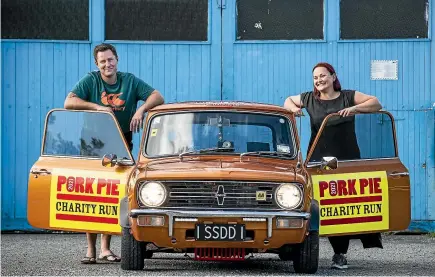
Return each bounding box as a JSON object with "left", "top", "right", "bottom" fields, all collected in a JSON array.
[{"left": 312, "top": 62, "right": 342, "bottom": 99}]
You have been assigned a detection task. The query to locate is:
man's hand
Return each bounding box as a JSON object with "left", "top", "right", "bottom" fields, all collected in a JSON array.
[
  {"left": 130, "top": 90, "right": 164, "bottom": 132},
  {"left": 96, "top": 106, "right": 114, "bottom": 113},
  {"left": 130, "top": 110, "right": 144, "bottom": 133},
  {"left": 64, "top": 92, "right": 102, "bottom": 111}
]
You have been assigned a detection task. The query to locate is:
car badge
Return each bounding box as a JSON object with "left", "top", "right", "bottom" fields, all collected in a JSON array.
[
  {"left": 215, "top": 185, "right": 226, "bottom": 205},
  {"left": 256, "top": 191, "right": 267, "bottom": 201}
]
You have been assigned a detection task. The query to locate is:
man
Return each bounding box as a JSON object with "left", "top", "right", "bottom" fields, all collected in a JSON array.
[{"left": 64, "top": 43, "right": 164, "bottom": 264}]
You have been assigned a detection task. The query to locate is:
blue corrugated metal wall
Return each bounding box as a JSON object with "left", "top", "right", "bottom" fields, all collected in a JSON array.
[
  {"left": 1, "top": 0, "right": 434, "bottom": 231},
  {"left": 221, "top": 0, "right": 435, "bottom": 231}
]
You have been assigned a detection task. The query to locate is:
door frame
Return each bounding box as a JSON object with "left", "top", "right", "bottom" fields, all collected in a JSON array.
[
  {"left": 27, "top": 109, "right": 136, "bottom": 235},
  {"left": 304, "top": 111, "right": 411, "bottom": 236}
]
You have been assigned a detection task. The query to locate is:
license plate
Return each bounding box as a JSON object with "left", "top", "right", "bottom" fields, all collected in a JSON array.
[{"left": 195, "top": 224, "right": 245, "bottom": 241}]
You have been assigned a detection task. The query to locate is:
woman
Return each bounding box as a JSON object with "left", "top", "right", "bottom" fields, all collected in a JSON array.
[{"left": 283, "top": 62, "right": 383, "bottom": 269}]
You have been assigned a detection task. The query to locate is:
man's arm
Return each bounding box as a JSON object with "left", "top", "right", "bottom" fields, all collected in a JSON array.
[
  {"left": 130, "top": 90, "right": 165, "bottom": 132},
  {"left": 64, "top": 92, "right": 112, "bottom": 112},
  {"left": 136, "top": 90, "right": 164, "bottom": 115}
]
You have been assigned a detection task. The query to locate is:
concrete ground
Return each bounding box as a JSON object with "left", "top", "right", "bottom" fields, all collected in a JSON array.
[{"left": 1, "top": 233, "right": 434, "bottom": 276}]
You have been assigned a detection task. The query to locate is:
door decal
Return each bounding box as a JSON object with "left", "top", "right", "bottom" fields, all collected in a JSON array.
[
  {"left": 49, "top": 168, "right": 126, "bottom": 233},
  {"left": 312, "top": 171, "right": 389, "bottom": 235}
]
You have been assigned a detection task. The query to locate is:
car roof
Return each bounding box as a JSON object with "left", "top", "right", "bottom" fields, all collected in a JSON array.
[{"left": 149, "top": 101, "right": 292, "bottom": 114}]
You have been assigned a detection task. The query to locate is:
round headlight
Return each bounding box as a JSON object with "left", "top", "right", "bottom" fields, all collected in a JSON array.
[
  {"left": 275, "top": 183, "right": 303, "bottom": 209},
  {"left": 139, "top": 182, "right": 167, "bottom": 207}
]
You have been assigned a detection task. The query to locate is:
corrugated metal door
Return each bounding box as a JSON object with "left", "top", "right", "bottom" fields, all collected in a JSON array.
[
  {"left": 220, "top": 0, "right": 435, "bottom": 231},
  {"left": 220, "top": 0, "right": 326, "bottom": 158},
  {"left": 2, "top": 0, "right": 435, "bottom": 232},
  {"left": 1, "top": 0, "right": 223, "bottom": 231}
]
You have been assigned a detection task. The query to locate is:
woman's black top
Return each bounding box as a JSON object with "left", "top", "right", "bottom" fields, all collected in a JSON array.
[{"left": 300, "top": 90, "right": 361, "bottom": 162}]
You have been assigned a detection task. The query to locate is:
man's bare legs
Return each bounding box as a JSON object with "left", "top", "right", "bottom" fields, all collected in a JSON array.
[
  {"left": 83, "top": 233, "right": 120, "bottom": 263},
  {"left": 81, "top": 233, "right": 98, "bottom": 264},
  {"left": 99, "top": 234, "right": 121, "bottom": 262},
  {"left": 86, "top": 233, "right": 97, "bottom": 258}
]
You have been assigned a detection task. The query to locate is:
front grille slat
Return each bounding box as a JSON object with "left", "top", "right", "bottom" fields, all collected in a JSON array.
[{"left": 164, "top": 181, "right": 279, "bottom": 209}]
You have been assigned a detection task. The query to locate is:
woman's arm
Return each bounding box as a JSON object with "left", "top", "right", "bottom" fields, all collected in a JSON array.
[
  {"left": 338, "top": 91, "right": 382, "bottom": 116},
  {"left": 283, "top": 95, "right": 304, "bottom": 115},
  {"left": 353, "top": 91, "right": 382, "bottom": 112}
]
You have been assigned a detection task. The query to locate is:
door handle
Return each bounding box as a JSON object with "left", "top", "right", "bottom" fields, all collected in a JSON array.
[
  {"left": 389, "top": 172, "right": 409, "bottom": 177},
  {"left": 30, "top": 168, "right": 52, "bottom": 175}
]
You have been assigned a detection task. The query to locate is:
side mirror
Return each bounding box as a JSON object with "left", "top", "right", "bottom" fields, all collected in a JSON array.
[
  {"left": 320, "top": 156, "right": 338, "bottom": 170},
  {"left": 102, "top": 154, "right": 117, "bottom": 167},
  {"left": 102, "top": 154, "right": 135, "bottom": 167}
]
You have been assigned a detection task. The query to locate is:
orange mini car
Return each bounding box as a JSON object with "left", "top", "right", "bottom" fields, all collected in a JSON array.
[{"left": 28, "top": 101, "right": 411, "bottom": 274}]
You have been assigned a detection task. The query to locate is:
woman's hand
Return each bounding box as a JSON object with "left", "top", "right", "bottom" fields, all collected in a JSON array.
[
  {"left": 338, "top": 91, "right": 382, "bottom": 117},
  {"left": 290, "top": 107, "right": 303, "bottom": 116},
  {"left": 284, "top": 95, "right": 304, "bottom": 116},
  {"left": 338, "top": 106, "right": 357, "bottom": 117}
]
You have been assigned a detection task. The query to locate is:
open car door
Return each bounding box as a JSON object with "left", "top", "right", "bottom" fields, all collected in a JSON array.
[
  {"left": 305, "top": 111, "right": 411, "bottom": 236},
  {"left": 27, "top": 109, "right": 135, "bottom": 235}
]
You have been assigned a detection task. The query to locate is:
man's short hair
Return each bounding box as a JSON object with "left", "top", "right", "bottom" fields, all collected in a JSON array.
[{"left": 93, "top": 43, "right": 118, "bottom": 62}]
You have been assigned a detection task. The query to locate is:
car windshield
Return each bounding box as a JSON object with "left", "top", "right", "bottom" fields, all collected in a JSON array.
[{"left": 144, "top": 111, "right": 296, "bottom": 158}]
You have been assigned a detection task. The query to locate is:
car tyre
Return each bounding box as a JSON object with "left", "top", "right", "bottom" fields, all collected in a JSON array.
[
  {"left": 293, "top": 231, "right": 319, "bottom": 274},
  {"left": 278, "top": 252, "right": 292, "bottom": 261},
  {"left": 121, "top": 227, "right": 145, "bottom": 270},
  {"left": 143, "top": 250, "right": 153, "bottom": 259}
]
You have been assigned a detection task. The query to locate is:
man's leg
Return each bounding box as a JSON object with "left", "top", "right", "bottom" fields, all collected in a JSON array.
[
  {"left": 81, "top": 232, "right": 97, "bottom": 264},
  {"left": 97, "top": 131, "right": 130, "bottom": 263},
  {"left": 99, "top": 234, "right": 121, "bottom": 262}
]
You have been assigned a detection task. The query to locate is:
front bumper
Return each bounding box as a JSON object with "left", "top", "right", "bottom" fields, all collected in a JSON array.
[{"left": 129, "top": 209, "right": 310, "bottom": 238}]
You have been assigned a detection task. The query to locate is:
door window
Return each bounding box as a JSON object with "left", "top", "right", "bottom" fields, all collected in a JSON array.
[
  {"left": 236, "top": 0, "right": 324, "bottom": 40},
  {"left": 340, "top": 0, "right": 429, "bottom": 39},
  {"left": 307, "top": 113, "right": 397, "bottom": 163},
  {"left": 2, "top": 0, "right": 89, "bottom": 40},
  {"left": 43, "top": 110, "right": 132, "bottom": 161},
  {"left": 105, "top": 0, "right": 209, "bottom": 41}
]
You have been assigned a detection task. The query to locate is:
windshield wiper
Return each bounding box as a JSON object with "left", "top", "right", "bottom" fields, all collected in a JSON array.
[
  {"left": 239, "top": 151, "right": 294, "bottom": 162},
  {"left": 179, "top": 147, "right": 235, "bottom": 161}
]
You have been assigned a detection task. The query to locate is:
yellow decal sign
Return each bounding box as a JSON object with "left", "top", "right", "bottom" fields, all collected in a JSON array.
[
  {"left": 312, "top": 171, "right": 389, "bottom": 235},
  {"left": 49, "top": 168, "right": 126, "bottom": 233},
  {"left": 256, "top": 191, "right": 266, "bottom": 201}
]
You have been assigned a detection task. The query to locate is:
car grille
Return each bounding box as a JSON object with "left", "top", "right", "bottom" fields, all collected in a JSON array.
[{"left": 162, "top": 181, "right": 279, "bottom": 209}]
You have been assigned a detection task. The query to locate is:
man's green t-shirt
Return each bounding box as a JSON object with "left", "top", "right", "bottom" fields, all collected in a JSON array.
[{"left": 71, "top": 71, "right": 155, "bottom": 133}]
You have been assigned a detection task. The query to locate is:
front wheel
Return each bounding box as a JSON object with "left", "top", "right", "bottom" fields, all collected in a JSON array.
[
  {"left": 293, "top": 231, "right": 319, "bottom": 274},
  {"left": 121, "top": 228, "right": 145, "bottom": 270},
  {"left": 279, "top": 252, "right": 292, "bottom": 261},
  {"left": 143, "top": 250, "right": 153, "bottom": 259}
]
